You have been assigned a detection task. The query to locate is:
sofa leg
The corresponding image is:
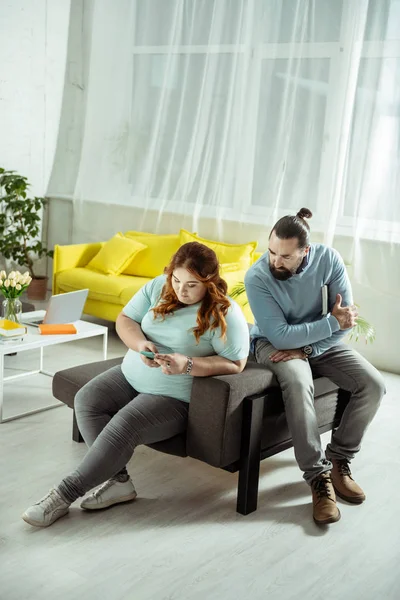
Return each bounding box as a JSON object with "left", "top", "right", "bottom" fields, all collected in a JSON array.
[
  {"left": 72, "top": 410, "right": 84, "bottom": 443},
  {"left": 237, "top": 395, "right": 264, "bottom": 515}
]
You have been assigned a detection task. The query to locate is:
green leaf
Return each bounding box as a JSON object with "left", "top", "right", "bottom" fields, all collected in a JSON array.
[
  {"left": 348, "top": 316, "right": 376, "bottom": 344},
  {"left": 229, "top": 282, "right": 249, "bottom": 306}
]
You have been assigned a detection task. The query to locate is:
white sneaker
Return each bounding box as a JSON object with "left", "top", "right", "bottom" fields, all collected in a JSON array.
[
  {"left": 22, "top": 489, "right": 70, "bottom": 527},
  {"left": 80, "top": 477, "right": 137, "bottom": 510}
]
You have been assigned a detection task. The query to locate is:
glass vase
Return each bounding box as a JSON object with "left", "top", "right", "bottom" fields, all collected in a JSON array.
[{"left": 2, "top": 297, "right": 22, "bottom": 323}]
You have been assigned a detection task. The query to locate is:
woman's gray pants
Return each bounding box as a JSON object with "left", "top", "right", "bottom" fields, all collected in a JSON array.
[{"left": 58, "top": 365, "right": 189, "bottom": 504}]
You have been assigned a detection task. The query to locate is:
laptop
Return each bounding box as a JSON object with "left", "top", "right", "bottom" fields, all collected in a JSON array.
[{"left": 21, "top": 289, "right": 89, "bottom": 327}]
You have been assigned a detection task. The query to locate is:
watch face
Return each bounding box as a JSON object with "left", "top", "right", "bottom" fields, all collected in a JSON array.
[{"left": 303, "top": 345, "right": 313, "bottom": 356}]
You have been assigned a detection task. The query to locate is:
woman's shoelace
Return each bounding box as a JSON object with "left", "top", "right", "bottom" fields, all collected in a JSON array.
[
  {"left": 93, "top": 479, "right": 115, "bottom": 498},
  {"left": 41, "top": 490, "right": 63, "bottom": 514}
]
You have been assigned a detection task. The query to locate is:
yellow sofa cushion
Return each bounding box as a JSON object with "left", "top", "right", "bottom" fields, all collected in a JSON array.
[
  {"left": 120, "top": 283, "right": 156, "bottom": 306},
  {"left": 56, "top": 268, "right": 151, "bottom": 305},
  {"left": 219, "top": 263, "right": 254, "bottom": 324},
  {"left": 86, "top": 233, "right": 147, "bottom": 276},
  {"left": 179, "top": 230, "right": 257, "bottom": 269},
  {"left": 219, "top": 264, "right": 246, "bottom": 294},
  {"left": 83, "top": 298, "right": 124, "bottom": 323},
  {"left": 123, "top": 231, "right": 181, "bottom": 278}
]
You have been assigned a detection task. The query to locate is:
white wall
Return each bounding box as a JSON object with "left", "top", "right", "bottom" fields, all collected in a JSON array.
[
  {"left": 47, "top": 197, "right": 400, "bottom": 375},
  {"left": 0, "top": 0, "right": 70, "bottom": 195}
]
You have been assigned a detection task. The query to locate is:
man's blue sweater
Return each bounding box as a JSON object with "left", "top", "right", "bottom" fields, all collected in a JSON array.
[{"left": 245, "top": 244, "right": 353, "bottom": 357}]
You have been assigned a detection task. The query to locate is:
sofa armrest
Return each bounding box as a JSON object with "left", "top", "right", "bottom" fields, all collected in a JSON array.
[
  {"left": 52, "top": 242, "right": 103, "bottom": 293},
  {"left": 187, "top": 362, "right": 277, "bottom": 468}
]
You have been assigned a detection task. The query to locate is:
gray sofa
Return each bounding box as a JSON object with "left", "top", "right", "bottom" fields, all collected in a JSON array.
[{"left": 52, "top": 357, "right": 350, "bottom": 515}]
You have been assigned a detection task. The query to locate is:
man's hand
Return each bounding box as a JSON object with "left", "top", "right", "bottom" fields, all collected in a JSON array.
[
  {"left": 331, "top": 294, "right": 358, "bottom": 330},
  {"left": 269, "top": 349, "right": 307, "bottom": 363},
  {"left": 137, "top": 340, "right": 160, "bottom": 368}
]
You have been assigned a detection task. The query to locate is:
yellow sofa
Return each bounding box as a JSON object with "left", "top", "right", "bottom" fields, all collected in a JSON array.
[{"left": 52, "top": 230, "right": 261, "bottom": 323}]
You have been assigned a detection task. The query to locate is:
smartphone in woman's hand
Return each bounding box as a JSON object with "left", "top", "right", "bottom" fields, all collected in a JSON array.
[{"left": 140, "top": 350, "right": 155, "bottom": 360}]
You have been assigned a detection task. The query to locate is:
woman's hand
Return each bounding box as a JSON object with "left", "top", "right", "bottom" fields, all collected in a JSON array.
[
  {"left": 154, "top": 353, "right": 188, "bottom": 375},
  {"left": 137, "top": 340, "right": 160, "bottom": 368}
]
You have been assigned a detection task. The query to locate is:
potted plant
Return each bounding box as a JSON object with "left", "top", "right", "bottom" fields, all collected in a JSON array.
[
  {"left": 0, "top": 168, "right": 53, "bottom": 300},
  {"left": 230, "top": 282, "right": 375, "bottom": 344}
]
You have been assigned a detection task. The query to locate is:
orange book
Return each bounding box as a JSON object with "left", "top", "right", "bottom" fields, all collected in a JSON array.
[{"left": 38, "top": 324, "right": 77, "bottom": 335}]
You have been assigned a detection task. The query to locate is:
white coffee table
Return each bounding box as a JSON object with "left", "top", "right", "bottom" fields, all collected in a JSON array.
[{"left": 0, "top": 311, "right": 108, "bottom": 423}]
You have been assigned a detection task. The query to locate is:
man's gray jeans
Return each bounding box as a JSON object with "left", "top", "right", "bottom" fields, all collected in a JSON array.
[{"left": 253, "top": 340, "right": 386, "bottom": 484}]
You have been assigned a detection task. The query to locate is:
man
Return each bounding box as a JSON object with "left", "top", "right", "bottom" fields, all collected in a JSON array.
[{"left": 244, "top": 207, "right": 385, "bottom": 525}]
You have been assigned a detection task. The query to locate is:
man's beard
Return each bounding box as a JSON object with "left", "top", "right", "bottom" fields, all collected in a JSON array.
[
  {"left": 269, "top": 264, "right": 294, "bottom": 280},
  {"left": 269, "top": 256, "right": 304, "bottom": 281}
]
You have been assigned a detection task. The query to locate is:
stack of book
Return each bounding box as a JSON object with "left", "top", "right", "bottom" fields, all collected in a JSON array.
[{"left": 0, "top": 319, "right": 27, "bottom": 343}]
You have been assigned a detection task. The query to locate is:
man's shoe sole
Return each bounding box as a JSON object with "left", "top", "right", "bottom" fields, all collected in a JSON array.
[
  {"left": 21, "top": 508, "right": 69, "bottom": 527},
  {"left": 80, "top": 491, "right": 137, "bottom": 510},
  {"left": 333, "top": 488, "right": 366, "bottom": 504},
  {"left": 313, "top": 508, "right": 341, "bottom": 525}
]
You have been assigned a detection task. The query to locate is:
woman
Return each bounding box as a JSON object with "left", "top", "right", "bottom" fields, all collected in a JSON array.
[{"left": 23, "top": 241, "right": 250, "bottom": 527}]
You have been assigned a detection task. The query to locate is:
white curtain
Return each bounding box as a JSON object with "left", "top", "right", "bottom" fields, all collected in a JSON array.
[{"left": 52, "top": 0, "right": 400, "bottom": 262}]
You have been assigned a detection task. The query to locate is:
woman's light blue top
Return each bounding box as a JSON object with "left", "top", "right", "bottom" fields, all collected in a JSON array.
[{"left": 121, "top": 275, "right": 250, "bottom": 402}]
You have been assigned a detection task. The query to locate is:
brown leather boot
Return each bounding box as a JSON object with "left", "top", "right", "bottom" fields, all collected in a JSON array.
[
  {"left": 330, "top": 459, "right": 366, "bottom": 504},
  {"left": 311, "top": 472, "right": 341, "bottom": 525}
]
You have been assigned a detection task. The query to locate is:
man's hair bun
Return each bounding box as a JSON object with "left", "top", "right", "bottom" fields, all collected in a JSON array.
[{"left": 296, "top": 207, "right": 313, "bottom": 220}]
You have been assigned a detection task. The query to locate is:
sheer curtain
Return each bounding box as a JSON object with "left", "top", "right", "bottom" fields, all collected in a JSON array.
[{"left": 52, "top": 0, "right": 400, "bottom": 263}]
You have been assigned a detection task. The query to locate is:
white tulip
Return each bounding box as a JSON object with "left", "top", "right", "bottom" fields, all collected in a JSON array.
[
  {"left": 26, "top": 276, "right": 32, "bottom": 285},
  {"left": 4, "top": 279, "right": 10, "bottom": 288},
  {"left": 0, "top": 270, "right": 6, "bottom": 279},
  {"left": 0, "top": 279, "right": 2, "bottom": 286},
  {"left": 8, "top": 271, "right": 16, "bottom": 279},
  {"left": 16, "top": 283, "right": 22, "bottom": 291},
  {"left": 10, "top": 279, "right": 16, "bottom": 287}
]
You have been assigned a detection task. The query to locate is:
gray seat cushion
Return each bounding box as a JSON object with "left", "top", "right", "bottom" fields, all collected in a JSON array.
[
  {"left": 52, "top": 357, "right": 344, "bottom": 468},
  {"left": 52, "top": 357, "right": 124, "bottom": 408}
]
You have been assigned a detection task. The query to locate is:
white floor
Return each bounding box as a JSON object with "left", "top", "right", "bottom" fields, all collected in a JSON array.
[{"left": 0, "top": 319, "right": 399, "bottom": 600}]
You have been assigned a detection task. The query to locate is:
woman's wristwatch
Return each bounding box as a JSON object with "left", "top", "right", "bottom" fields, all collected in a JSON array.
[{"left": 183, "top": 356, "right": 193, "bottom": 375}]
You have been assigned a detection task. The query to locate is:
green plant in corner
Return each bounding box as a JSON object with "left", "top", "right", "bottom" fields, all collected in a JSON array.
[
  {"left": 347, "top": 312, "right": 376, "bottom": 344},
  {"left": 230, "top": 282, "right": 376, "bottom": 344},
  {"left": 0, "top": 168, "right": 53, "bottom": 278}
]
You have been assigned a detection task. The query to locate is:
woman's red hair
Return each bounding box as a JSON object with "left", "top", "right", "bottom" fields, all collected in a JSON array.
[{"left": 152, "top": 242, "right": 230, "bottom": 343}]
